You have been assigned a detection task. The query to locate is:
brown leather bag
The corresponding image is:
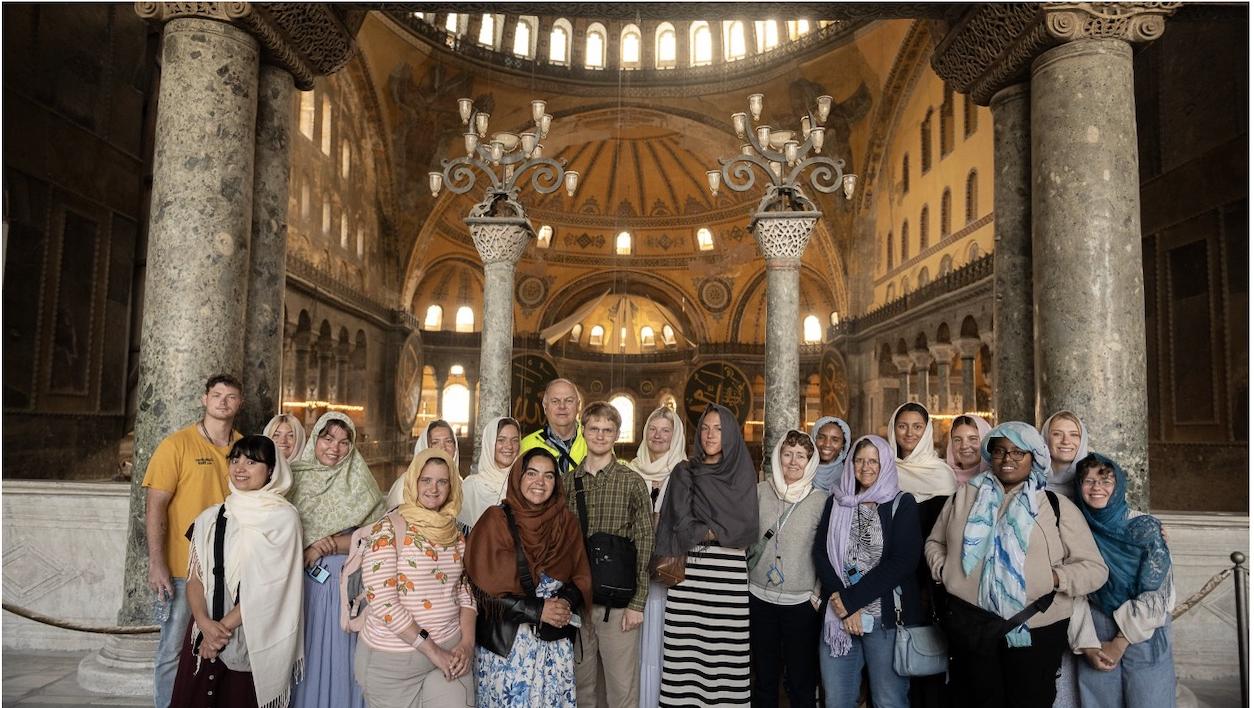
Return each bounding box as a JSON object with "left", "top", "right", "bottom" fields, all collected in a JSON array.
[{"left": 650, "top": 554, "right": 687, "bottom": 587}]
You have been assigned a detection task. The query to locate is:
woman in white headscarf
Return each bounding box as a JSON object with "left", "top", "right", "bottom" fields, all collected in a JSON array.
[
  {"left": 386, "top": 420, "right": 459, "bottom": 510},
  {"left": 628, "top": 406, "right": 686, "bottom": 708},
  {"left": 457, "top": 416, "right": 521, "bottom": 528},
  {"left": 264, "top": 414, "right": 307, "bottom": 463},
  {"left": 1040, "top": 410, "right": 1090, "bottom": 501},
  {"left": 748, "top": 430, "right": 826, "bottom": 707},
  {"left": 171, "top": 435, "right": 305, "bottom": 708}
]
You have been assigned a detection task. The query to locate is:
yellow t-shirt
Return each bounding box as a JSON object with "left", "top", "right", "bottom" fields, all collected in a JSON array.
[{"left": 140, "top": 424, "right": 240, "bottom": 576}]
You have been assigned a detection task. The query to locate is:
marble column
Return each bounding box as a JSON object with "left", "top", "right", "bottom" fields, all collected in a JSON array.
[
  {"left": 466, "top": 365, "right": 480, "bottom": 448},
  {"left": 97, "top": 16, "right": 259, "bottom": 693},
  {"left": 753, "top": 214, "right": 817, "bottom": 458},
  {"left": 930, "top": 343, "right": 955, "bottom": 413},
  {"left": 955, "top": 337, "right": 981, "bottom": 413},
  {"left": 293, "top": 339, "right": 309, "bottom": 402},
  {"left": 335, "top": 351, "right": 350, "bottom": 404},
  {"left": 892, "top": 354, "right": 914, "bottom": 407},
  {"left": 1032, "top": 38, "right": 1150, "bottom": 507},
  {"left": 240, "top": 64, "right": 294, "bottom": 434},
  {"left": 317, "top": 347, "right": 332, "bottom": 401},
  {"left": 434, "top": 368, "right": 448, "bottom": 418},
  {"left": 991, "top": 82, "right": 1035, "bottom": 424},
  {"left": 469, "top": 220, "right": 530, "bottom": 464},
  {"left": 909, "top": 350, "right": 933, "bottom": 407}
]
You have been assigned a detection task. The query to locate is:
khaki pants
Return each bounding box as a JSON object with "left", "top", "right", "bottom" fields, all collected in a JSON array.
[
  {"left": 575, "top": 605, "right": 641, "bottom": 708},
  {"left": 354, "top": 633, "right": 474, "bottom": 708}
]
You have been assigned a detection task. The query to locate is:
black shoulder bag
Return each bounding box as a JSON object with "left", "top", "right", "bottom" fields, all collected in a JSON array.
[
  {"left": 574, "top": 473, "right": 637, "bottom": 619},
  {"left": 502, "top": 503, "right": 578, "bottom": 642}
]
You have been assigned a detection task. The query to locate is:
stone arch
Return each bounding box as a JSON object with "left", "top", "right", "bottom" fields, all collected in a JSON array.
[
  {"left": 936, "top": 321, "right": 951, "bottom": 344},
  {"left": 960, "top": 315, "right": 980, "bottom": 339}
]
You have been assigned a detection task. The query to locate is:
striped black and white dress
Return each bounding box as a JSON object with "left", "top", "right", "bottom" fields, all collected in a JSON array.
[{"left": 659, "top": 544, "right": 751, "bottom": 706}]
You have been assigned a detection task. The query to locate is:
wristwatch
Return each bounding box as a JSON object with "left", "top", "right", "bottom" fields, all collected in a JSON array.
[{"left": 410, "top": 628, "right": 430, "bottom": 649}]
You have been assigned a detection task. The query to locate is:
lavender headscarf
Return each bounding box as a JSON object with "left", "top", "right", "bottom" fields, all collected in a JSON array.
[
  {"left": 810, "top": 416, "right": 852, "bottom": 493},
  {"left": 823, "top": 435, "right": 900, "bottom": 657}
]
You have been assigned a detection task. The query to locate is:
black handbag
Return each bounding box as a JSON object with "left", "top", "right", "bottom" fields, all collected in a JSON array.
[
  {"left": 943, "top": 592, "right": 1057, "bottom": 655},
  {"left": 574, "top": 474, "right": 637, "bottom": 616}
]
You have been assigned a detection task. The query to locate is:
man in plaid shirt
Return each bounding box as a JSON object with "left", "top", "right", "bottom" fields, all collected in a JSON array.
[{"left": 563, "top": 401, "right": 655, "bottom": 708}]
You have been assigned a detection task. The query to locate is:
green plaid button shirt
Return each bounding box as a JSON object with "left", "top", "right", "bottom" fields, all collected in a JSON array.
[{"left": 563, "top": 457, "right": 656, "bottom": 611}]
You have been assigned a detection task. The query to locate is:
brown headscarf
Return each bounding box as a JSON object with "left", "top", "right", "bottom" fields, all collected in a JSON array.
[
  {"left": 464, "top": 448, "right": 592, "bottom": 612},
  {"left": 654, "top": 403, "right": 760, "bottom": 555}
]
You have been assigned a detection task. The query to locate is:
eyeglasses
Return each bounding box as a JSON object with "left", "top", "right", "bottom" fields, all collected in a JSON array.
[
  {"left": 989, "top": 448, "right": 1029, "bottom": 462},
  {"left": 1080, "top": 477, "right": 1116, "bottom": 489},
  {"left": 585, "top": 425, "right": 617, "bottom": 438}
]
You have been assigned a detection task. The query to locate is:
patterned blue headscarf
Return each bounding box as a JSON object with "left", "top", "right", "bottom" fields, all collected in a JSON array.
[
  {"left": 960, "top": 421, "right": 1051, "bottom": 647},
  {"left": 810, "top": 416, "right": 852, "bottom": 493},
  {"left": 1073, "top": 452, "right": 1171, "bottom": 614}
]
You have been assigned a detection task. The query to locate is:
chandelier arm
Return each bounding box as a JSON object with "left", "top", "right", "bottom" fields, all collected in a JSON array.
[
  {"left": 743, "top": 121, "right": 788, "bottom": 164},
  {"left": 507, "top": 157, "right": 566, "bottom": 195},
  {"left": 719, "top": 154, "right": 776, "bottom": 192},
  {"left": 787, "top": 156, "right": 845, "bottom": 195},
  {"left": 441, "top": 158, "right": 502, "bottom": 194}
]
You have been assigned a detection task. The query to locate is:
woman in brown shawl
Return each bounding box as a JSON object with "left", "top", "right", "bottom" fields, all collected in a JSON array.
[
  {"left": 464, "top": 447, "right": 591, "bottom": 707},
  {"left": 654, "top": 403, "right": 759, "bottom": 707}
]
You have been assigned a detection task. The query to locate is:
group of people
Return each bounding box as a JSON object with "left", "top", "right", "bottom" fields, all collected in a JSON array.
[{"left": 143, "top": 374, "right": 1175, "bottom": 708}]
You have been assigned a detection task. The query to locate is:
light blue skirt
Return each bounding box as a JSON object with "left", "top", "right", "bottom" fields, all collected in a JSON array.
[{"left": 291, "top": 554, "right": 367, "bottom": 708}]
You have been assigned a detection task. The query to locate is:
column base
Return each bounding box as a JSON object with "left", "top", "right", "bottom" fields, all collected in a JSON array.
[{"left": 76, "top": 634, "right": 156, "bottom": 697}]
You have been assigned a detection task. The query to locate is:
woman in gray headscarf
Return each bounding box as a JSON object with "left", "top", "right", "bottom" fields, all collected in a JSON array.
[{"left": 810, "top": 416, "right": 852, "bottom": 493}]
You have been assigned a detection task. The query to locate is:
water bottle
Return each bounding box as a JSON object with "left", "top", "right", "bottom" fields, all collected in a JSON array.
[{"left": 152, "top": 590, "right": 171, "bottom": 624}]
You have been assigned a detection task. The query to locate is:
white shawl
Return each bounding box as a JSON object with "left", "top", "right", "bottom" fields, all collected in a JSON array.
[
  {"left": 887, "top": 402, "right": 958, "bottom": 503},
  {"left": 189, "top": 450, "right": 304, "bottom": 708},
  {"left": 768, "top": 430, "right": 820, "bottom": 503},
  {"left": 629, "top": 407, "right": 687, "bottom": 485},
  {"left": 458, "top": 416, "right": 519, "bottom": 527}
]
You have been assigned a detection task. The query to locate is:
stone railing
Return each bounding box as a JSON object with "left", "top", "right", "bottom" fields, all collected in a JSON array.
[
  {"left": 285, "top": 255, "right": 398, "bottom": 322},
  {"left": 840, "top": 254, "right": 993, "bottom": 335},
  {"left": 390, "top": 12, "right": 859, "bottom": 85}
]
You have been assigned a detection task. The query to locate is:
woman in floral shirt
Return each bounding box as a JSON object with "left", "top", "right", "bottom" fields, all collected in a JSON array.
[{"left": 354, "top": 448, "right": 476, "bottom": 707}]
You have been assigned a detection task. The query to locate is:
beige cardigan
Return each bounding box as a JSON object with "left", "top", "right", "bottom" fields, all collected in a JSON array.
[{"left": 924, "top": 481, "right": 1109, "bottom": 629}]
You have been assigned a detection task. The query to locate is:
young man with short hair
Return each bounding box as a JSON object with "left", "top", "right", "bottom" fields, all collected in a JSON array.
[
  {"left": 521, "top": 377, "right": 587, "bottom": 474},
  {"left": 141, "top": 373, "right": 243, "bottom": 708},
  {"left": 562, "top": 401, "right": 655, "bottom": 708}
]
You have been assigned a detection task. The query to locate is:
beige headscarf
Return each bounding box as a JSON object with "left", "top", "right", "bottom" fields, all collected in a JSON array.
[
  {"left": 629, "top": 406, "right": 687, "bottom": 484},
  {"left": 769, "top": 430, "right": 821, "bottom": 503},
  {"left": 887, "top": 402, "right": 958, "bottom": 503},
  {"left": 263, "top": 414, "right": 306, "bottom": 463},
  {"left": 398, "top": 448, "right": 463, "bottom": 547},
  {"left": 190, "top": 436, "right": 304, "bottom": 708}
]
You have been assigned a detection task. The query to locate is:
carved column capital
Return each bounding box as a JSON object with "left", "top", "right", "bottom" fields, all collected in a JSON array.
[
  {"left": 955, "top": 336, "right": 983, "bottom": 359},
  {"left": 468, "top": 218, "right": 532, "bottom": 265},
  {"left": 929, "top": 342, "right": 956, "bottom": 364},
  {"left": 891, "top": 353, "right": 915, "bottom": 374},
  {"left": 908, "top": 349, "right": 934, "bottom": 370},
  {"left": 931, "top": 2, "right": 1181, "bottom": 105},
  {"left": 752, "top": 213, "right": 819, "bottom": 262},
  {"left": 134, "top": 2, "right": 357, "bottom": 89}
]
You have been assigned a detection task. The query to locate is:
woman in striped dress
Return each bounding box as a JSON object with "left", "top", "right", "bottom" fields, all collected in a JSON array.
[{"left": 653, "top": 403, "right": 759, "bottom": 706}]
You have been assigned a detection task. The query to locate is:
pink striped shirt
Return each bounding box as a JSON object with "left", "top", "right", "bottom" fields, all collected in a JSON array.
[{"left": 360, "top": 516, "right": 476, "bottom": 651}]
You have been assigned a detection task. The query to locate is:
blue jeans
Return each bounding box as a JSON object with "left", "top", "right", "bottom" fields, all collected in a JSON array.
[
  {"left": 1077, "top": 608, "right": 1175, "bottom": 708},
  {"left": 818, "top": 623, "right": 909, "bottom": 708},
  {"left": 153, "top": 578, "right": 189, "bottom": 708}
]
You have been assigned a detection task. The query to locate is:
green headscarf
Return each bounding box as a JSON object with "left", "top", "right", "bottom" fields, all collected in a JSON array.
[{"left": 288, "top": 412, "right": 384, "bottom": 545}]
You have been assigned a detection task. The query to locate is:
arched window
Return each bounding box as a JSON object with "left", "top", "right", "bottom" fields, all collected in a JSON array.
[
  {"left": 920, "top": 109, "right": 933, "bottom": 173},
  {"left": 621, "top": 25, "right": 641, "bottom": 66},
  {"left": 513, "top": 18, "right": 533, "bottom": 57},
  {"left": 967, "top": 241, "right": 981, "bottom": 263},
  {"left": 655, "top": 23, "right": 677, "bottom": 67},
  {"left": 340, "top": 213, "right": 349, "bottom": 249},
  {"left": 901, "top": 275, "right": 911, "bottom": 295},
  {"left": 569, "top": 322, "right": 582, "bottom": 343},
  {"left": 696, "top": 228, "right": 714, "bottom": 251},
  {"left": 589, "top": 325, "right": 605, "bottom": 347},
  {"left": 965, "top": 170, "right": 978, "bottom": 223},
  {"left": 423, "top": 305, "right": 443, "bottom": 330},
  {"left": 536, "top": 224, "right": 553, "bottom": 248},
  {"left": 918, "top": 268, "right": 930, "bottom": 289},
  {"left": 939, "top": 254, "right": 954, "bottom": 276},
  {"left": 829, "top": 311, "right": 840, "bottom": 326},
  {"left": 356, "top": 226, "right": 364, "bottom": 259},
  {"left": 300, "top": 181, "right": 310, "bottom": 219},
  {"left": 298, "top": 91, "right": 315, "bottom": 139},
  {"left": 477, "top": 14, "right": 495, "bottom": 46},
  {"left": 444, "top": 13, "right": 460, "bottom": 34},
  {"left": 340, "top": 141, "right": 351, "bottom": 179},
  {"left": 787, "top": 19, "right": 810, "bottom": 39},
  {"left": 320, "top": 95, "right": 332, "bottom": 155},
  {"left": 724, "top": 21, "right": 747, "bottom": 60},
  {"left": 803, "top": 315, "right": 822, "bottom": 343},
  {"left": 964, "top": 94, "right": 978, "bottom": 137},
  {"left": 940, "top": 87, "right": 955, "bottom": 156},
  {"left": 662, "top": 324, "right": 677, "bottom": 346},
  {"left": 549, "top": 20, "right": 571, "bottom": 64},
  {"left": 941, "top": 188, "right": 952, "bottom": 237},
  {"left": 886, "top": 283, "right": 896, "bottom": 301},
  {"left": 322, "top": 200, "right": 331, "bottom": 235},
  {"left": 616, "top": 231, "right": 632, "bottom": 255},
  {"left": 756, "top": 20, "right": 779, "bottom": 51},
  {"left": 619, "top": 327, "right": 629, "bottom": 352},
  {"left": 442, "top": 383, "right": 470, "bottom": 436},
  {"left": 450, "top": 364, "right": 464, "bottom": 376},
  {"left": 919, "top": 205, "right": 930, "bottom": 251},
  {"left": 691, "top": 22, "right": 713, "bottom": 66},
  {"left": 900, "top": 153, "right": 909, "bottom": 193},
  {"left": 455, "top": 306, "right": 474, "bottom": 332},
  {"left": 640, "top": 325, "right": 656, "bottom": 347},
  {"left": 886, "top": 231, "right": 894, "bottom": 269},
  {"left": 609, "top": 395, "right": 635, "bottom": 442},
  {"left": 900, "top": 221, "right": 910, "bottom": 262},
  {"left": 585, "top": 23, "right": 607, "bottom": 69}
]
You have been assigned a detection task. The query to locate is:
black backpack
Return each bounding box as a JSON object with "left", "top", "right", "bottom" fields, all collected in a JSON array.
[{"left": 574, "top": 473, "right": 637, "bottom": 618}]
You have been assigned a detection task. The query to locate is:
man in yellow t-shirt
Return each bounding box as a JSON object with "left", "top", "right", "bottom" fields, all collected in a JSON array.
[
  {"left": 140, "top": 373, "right": 243, "bottom": 708},
  {"left": 520, "top": 377, "right": 587, "bottom": 474}
]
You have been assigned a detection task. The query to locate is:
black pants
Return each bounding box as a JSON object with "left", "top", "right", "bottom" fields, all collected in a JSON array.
[
  {"left": 748, "top": 594, "right": 822, "bottom": 708},
  {"left": 948, "top": 618, "right": 1069, "bottom": 708}
]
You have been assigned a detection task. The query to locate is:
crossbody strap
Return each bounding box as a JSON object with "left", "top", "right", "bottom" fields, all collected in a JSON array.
[
  {"left": 211, "top": 505, "right": 228, "bottom": 621},
  {"left": 502, "top": 503, "right": 536, "bottom": 596},
  {"left": 573, "top": 473, "right": 590, "bottom": 538}
]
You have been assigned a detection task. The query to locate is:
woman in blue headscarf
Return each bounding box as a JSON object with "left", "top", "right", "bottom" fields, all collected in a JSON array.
[
  {"left": 809, "top": 416, "right": 852, "bottom": 493},
  {"left": 924, "top": 422, "right": 1108, "bottom": 708},
  {"left": 1068, "top": 452, "right": 1175, "bottom": 708}
]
